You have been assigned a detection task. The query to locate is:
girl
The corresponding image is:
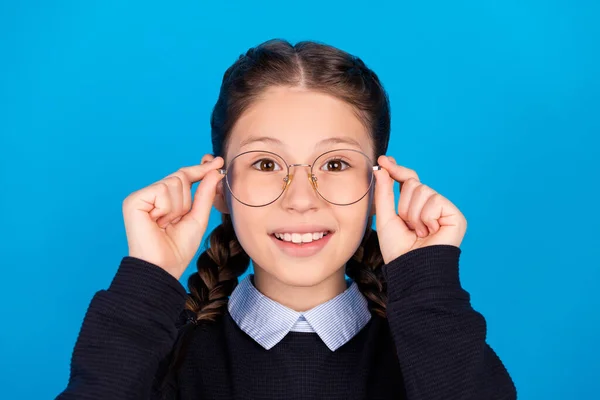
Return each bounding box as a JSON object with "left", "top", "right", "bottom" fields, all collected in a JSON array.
[{"left": 57, "top": 39, "right": 516, "bottom": 399}]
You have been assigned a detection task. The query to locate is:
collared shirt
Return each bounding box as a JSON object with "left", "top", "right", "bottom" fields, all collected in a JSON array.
[{"left": 227, "top": 274, "right": 372, "bottom": 352}]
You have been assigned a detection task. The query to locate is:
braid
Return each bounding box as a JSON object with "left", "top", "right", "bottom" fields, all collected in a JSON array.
[
  {"left": 184, "top": 214, "right": 250, "bottom": 322},
  {"left": 155, "top": 214, "right": 250, "bottom": 396},
  {"left": 346, "top": 216, "right": 387, "bottom": 319}
]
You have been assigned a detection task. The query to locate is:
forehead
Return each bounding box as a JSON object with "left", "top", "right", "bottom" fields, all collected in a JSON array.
[{"left": 227, "top": 86, "right": 373, "bottom": 161}]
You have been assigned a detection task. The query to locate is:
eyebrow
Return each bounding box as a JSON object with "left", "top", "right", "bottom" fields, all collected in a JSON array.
[{"left": 238, "top": 135, "right": 363, "bottom": 149}]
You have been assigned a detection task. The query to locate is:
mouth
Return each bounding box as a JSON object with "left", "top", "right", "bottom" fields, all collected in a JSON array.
[
  {"left": 269, "top": 229, "right": 334, "bottom": 257},
  {"left": 271, "top": 231, "right": 332, "bottom": 244}
]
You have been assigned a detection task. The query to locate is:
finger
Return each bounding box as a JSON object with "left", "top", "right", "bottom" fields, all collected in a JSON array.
[
  {"left": 165, "top": 158, "right": 223, "bottom": 225},
  {"left": 377, "top": 155, "right": 419, "bottom": 184},
  {"left": 178, "top": 156, "right": 224, "bottom": 184},
  {"left": 407, "top": 184, "right": 437, "bottom": 237},
  {"left": 397, "top": 177, "right": 421, "bottom": 230},
  {"left": 373, "top": 167, "right": 409, "bottom": 233},
  {"left": 179, "top": 169, "right": 225, "bottom": 231},
  {"left": 165, "top": 173, "right": 192, "bottom": 225},
  {"left": 155, "top": 176, "right": 183, "bottom": 228},
  {"left": 420, "top": 193, "right": 442, "bottom": 235},
  {"left": 146, "top": 182, "right": 173, "bottom": 222}
]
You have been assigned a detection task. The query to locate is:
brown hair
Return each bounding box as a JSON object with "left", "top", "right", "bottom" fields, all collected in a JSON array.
[{"left": 157, "top": 38, "right": 391, "bottom": 394}]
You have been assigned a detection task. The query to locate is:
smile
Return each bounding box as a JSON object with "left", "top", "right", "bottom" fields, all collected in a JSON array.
[
  {"left": 273, "top": 232, "right": 330, "bottom": 244},
  {"left": 270, "top": 230, "right": 334, "bottom": 257}
]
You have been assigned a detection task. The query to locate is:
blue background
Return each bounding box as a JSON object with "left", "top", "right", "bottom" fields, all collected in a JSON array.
[{"left": 1, "top": 1, "right": 598, "bottom": 398}]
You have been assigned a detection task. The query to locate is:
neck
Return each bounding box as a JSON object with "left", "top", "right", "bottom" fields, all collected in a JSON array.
[{"left": 251, "top": 266, "right": 348, "bottom": 311}]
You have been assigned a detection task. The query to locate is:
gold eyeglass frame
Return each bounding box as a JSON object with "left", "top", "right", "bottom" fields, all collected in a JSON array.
[{"left": 218, "top": 148, "right": 381, "bottom": 207}]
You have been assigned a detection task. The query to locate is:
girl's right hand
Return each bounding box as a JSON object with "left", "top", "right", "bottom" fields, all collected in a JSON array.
[{"left": 122, "top": 156, "right": 225, "bottom": 280}]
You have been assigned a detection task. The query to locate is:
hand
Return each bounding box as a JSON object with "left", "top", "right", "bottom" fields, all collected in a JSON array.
[
  {"left": 373, "top": 155, "right": 467, "bottom": 264},
  {"left": 122, "top": 156, "right": 225, "bottom": 280}
]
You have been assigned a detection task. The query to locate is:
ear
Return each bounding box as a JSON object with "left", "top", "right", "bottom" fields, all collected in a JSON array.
[
  {"left": 369, "top": 182, "right": 377, "bottom": 216},
  {"left": 213, "top": 179, "right": 230, "bottom": 214},
  {"left": 200, "top": 153, "right": 229, "bottom": 214}
]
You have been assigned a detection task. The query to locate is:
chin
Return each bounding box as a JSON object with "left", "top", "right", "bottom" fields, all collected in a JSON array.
[
  {"left": 251, "top": 247, "right": 343, "bottom": 288},
  {"left": 265, "top": 263, "right": 335, "bottom": 288}
]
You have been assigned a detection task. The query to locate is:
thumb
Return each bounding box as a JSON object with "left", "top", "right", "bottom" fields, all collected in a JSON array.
[
  {"left": 177, "top": 169, "right": 224, "bottom": 236},
  {"left": 373, "top": 168, "right": 410, "bottom": 234}
]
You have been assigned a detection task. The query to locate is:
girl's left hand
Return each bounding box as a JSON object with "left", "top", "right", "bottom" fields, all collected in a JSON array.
[{"left": 373, "top": 155, "right": 468, "bottom": 264}]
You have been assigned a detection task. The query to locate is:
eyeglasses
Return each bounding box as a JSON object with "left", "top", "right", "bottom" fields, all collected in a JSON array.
[{"left": 218, "top": 149, "right": 381, "bottom": 207}]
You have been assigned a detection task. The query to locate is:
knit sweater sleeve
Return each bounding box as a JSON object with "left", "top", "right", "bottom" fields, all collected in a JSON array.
[
  {"left": 55, "top": 256, "right": 188, "bottom": 400},
  {"left": 382, "top": 245, "right": 517, "bottom": 400}
]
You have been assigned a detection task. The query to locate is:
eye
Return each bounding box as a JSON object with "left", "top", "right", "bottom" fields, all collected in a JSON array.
[
  {"left": 321, "top": 158, "right": 350, "bottom": 172},
  {"left": 251, "top": 158, "right": 282, "bottom": 172}
]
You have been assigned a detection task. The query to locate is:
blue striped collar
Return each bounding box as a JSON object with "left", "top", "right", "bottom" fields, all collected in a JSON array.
[{"left": 227, "top": 274, "right": 372, "bottom": 352}]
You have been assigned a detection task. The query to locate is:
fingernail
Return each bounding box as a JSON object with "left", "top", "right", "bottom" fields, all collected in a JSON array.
[{"left": 387, "top": 156, "right": 396, "bottom": 164}]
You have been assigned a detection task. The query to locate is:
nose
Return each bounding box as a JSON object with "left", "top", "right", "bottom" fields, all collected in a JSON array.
[{"left": 280, "top": 164, "right": 320, "bottom": 212}]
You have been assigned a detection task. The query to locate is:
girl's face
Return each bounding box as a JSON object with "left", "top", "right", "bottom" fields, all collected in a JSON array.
[{"left": 221, "top": 86, "right": 375, "bottom": 289}]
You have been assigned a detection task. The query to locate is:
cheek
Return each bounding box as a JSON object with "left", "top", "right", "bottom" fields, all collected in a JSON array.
[
  {"left": 228, "top": 202, "right": 268, "bottom": 260},
  {"left": 336, "top": 203, "right": 371, "bottom": 250}
]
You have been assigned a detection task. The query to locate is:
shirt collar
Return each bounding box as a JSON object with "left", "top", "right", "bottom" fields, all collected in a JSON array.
[{"left": 227, "top": 274, "right": 371, "bottom": 352}]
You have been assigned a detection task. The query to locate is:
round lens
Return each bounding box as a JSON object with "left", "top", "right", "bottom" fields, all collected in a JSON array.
[
  {"left": 225, "top": 150, "right": 288, "bottom": 207},
  {"left": 311, "top": 149, "right": 375, "bottom": 205}
]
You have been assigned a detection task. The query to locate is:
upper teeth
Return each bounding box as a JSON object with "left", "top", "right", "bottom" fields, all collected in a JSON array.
[{"left": 274, "top": 232, "right": 328, "bottom": 243}]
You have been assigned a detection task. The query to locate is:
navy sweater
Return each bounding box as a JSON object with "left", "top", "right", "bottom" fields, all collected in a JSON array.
[{"left": 56, "top": 245, "right": 517, "bottom": 399}]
